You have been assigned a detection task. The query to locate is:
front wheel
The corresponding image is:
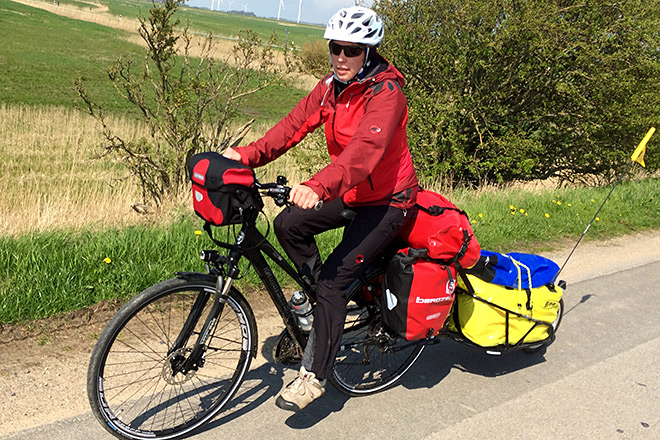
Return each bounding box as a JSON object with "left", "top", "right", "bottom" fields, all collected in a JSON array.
[
  {"left": 331, "top": 267, "right": 425, "bottom": 396},
  {"left": 87, "top": 276, "right": 256, "bottom": 440}
]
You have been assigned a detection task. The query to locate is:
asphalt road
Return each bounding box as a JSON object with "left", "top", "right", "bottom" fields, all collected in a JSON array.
[{"left": 4, "top": 253, "right": 660, "bottom": 440}]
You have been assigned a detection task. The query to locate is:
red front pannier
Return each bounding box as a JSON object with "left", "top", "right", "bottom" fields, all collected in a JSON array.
[
  {"left": 382, "top": 247, "right": 456, "bottom": 341},
  {"left": 398, "top": 189, "right": 481, "bottom": 268},
  {"left": 187, "top": 152, "right": 263, "bottom": 226}
]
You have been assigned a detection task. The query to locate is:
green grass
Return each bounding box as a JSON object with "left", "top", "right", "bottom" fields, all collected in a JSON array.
[
  {"left": 0, "top": 1, "right": 142, "bottom": 113},
  {"left": 1, "top": 177, "right": 658, "bottom": 325},
  {"left": 455, "top": 177, "right": 660, "bottom": 252},
  {"left": 0, "top": 1, "right": 309, "bottom": 122},
  {"left": 96, "top": 0, "right": 324, "bottom": 47}
]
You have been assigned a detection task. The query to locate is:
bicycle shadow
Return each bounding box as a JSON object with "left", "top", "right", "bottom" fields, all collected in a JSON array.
[
  {"left": 192, "top": 333, "right": 552, "bottom": 434},
  {"left": 193, "top": 332, "right": 351, "bottom": 435}
]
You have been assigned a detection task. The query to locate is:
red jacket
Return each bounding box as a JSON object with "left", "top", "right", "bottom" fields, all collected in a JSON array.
[{"left": 235, "top": 59, "right": 418, "bottom": 208}]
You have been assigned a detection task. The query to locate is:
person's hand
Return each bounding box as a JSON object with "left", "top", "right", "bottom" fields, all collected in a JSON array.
[
  {"left": 222, "top": 148, "right": 242, "bottom": 162},
  {"left": 289, "top": 184, "right": 320, "bottom": 210}
]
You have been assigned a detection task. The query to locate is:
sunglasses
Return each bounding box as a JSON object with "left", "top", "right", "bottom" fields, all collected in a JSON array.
[{"left": 329, "top": 41, "right": 366, "bottom": 58}]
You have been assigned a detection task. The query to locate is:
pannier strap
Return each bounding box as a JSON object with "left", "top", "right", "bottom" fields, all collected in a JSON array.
[
  {"left": 417, "top": 204, "right": 469, "bottom": 219},
  {"left": 414, "top": 203, "right": 473, "bottom": 265}
]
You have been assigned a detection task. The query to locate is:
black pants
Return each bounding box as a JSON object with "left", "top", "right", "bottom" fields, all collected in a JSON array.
[{"left": 274, "top": 199, "right": 409, "bottom": 380}]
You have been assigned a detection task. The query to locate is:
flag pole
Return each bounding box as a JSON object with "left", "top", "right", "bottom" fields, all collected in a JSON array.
[{"left": 555, "top": 127, "right": 655, "bottom": 279}]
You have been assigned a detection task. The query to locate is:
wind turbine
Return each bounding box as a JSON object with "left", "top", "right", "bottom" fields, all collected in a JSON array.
[
  {"left": 277, "top": 0, "right": 285, "bottom": 21},
  {"left": 211, "top": 0, "right": 223, "bottom": 11},
  {"left": 297, "top": 0, "right": 302, "bottom": 23}
]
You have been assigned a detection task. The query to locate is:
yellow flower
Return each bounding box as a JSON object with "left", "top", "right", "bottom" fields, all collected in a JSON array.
[
  {"left": 509, "top": 205, "right": 515, "bottom": 210},
  {"left": 557, "top": 201, "right": 562, "bottom": 206},
  {"left": 471, "top": 220, "right": 478, "bottom": 224},
  {"left": 552, "top": 199, "right": 557, "bottom": 203},
  {"left": 510, "top": 211, "right": 516, "bottom": 215},
  {"left": 478, "top": 213, "right": 483, "bottom": 218},
  {"left": 567, "top": 203, "right": 572, "bottom": 207},
  {"left": 519, "top": 208, "right": 525, "bottom": 213},
  {"left": 545, "top": 213, "right": 550, "bottom": 218},
  {"left": 194, "top": 230, "right": 203, "bottom": 235},
  {"left": 104, "top": 257, "right": 112, "bottom": 264},
  {"left": 596, "top": 217, "right": 600, "bottom": 221},
  {"left": 591, "top": 199, "right": 595, "bottom": 203}
]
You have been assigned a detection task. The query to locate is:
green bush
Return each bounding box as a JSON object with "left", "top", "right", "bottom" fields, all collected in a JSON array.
[
  {"left": 300, "top": 40, "right": 331, "bottom": 79},
  {"left": 374, "top": 0, "right": 660, "bottom": 187}
]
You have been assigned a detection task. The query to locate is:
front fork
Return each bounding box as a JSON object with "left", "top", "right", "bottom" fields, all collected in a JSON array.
[{"left": 169, "top": 255, "right": 238, "bottom": 376}]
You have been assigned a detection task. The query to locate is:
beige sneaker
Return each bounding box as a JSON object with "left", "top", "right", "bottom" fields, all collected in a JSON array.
[{"left": 275, "top": 366, "right": 326, "bottom": 412}]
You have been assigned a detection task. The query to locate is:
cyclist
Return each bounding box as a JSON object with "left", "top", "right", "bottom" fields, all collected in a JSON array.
[{"left": 223, "top": 6, "right": 418, "bottom": 411}]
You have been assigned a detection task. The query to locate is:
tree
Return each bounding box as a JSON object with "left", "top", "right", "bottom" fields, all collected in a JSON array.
[
  {"left": 76, "top": 0, "right": 290, "bottom": 207},
  {"left": 374, "top": 0, "right": 660, "bottom": 187}
]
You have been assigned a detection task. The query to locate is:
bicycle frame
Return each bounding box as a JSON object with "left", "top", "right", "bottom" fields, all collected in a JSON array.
[{"left": 193, "top": 213, "right": 317, "bottom": 355}]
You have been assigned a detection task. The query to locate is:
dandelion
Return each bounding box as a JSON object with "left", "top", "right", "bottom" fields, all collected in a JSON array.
[
  {"left": 194, "top": 230, "right": 203, "bottom": 235},
  {"left": 545, "top": 213, "right": 550, "bottom": 218},
  {"left": 591, "top": 198, "right": 595, "bottom": 203},
  {"left": 478, "top": 213, "right": 483, "bottom": 218},
  {"left": 552, "top": 199, "right": 557, "bottom": 204},
  {"left": 557, "top": 201, "right": 562, "bottom": 206},
  {"left": 509, "top": 205, "right": 515, "bottom": 210},
  {"left": 104, "top": 257, "right": 112, "bottom": 264},
  {"left": 471, "top": 220, "right": 478, "bottom": 225},
  {"left": 519, "top": 208, "right": 525, "bottom": 214},
  {"left": 567, "top": 203, "right": 572, "bottom": 207},
  {"left": 596, "top": 217, "right": 600, "bottom": 221},
  {"left": 510, "top": 211, "right": 516, "bottom": 215}
]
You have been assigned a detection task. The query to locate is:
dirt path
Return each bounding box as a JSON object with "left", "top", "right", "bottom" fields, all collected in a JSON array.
[{"left": 1, "top": 230, "right": 660, "bottom": 437}]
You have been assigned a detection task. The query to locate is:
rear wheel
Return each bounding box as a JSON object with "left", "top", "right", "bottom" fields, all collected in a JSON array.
[
  {"left": 87, "top": 276, "right": 256, "bottom": 440},
  {"left": 331, "top": 268, "right": 425, "bottom": 396}
]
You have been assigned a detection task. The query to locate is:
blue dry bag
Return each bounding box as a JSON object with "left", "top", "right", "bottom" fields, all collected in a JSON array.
[{"left": 466, "top": 251, "right": 560, "bottom": 289}]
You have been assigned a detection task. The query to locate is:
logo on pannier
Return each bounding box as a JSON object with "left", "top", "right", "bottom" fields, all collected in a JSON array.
[
  {"left": 385, "top": 288, "right": 398, "bottom": 310},
  {"left": 415, "top": 296, "right": 452, "bottom": 304},
  {"left": 194, "top": 190, "right": 204, "bottom": 202},
  {"left": 193, "top": 172, "right": 205, "bottom": 184}
]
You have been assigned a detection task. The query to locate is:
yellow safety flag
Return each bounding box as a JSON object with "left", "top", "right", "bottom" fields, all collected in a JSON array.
[{"left": 631, "top": 127, "right": 655, "bottom": 167}]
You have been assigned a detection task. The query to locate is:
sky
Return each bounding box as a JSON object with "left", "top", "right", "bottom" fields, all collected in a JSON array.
[{"left": 184, "top": 0, "right": 373, "bottom": 26}]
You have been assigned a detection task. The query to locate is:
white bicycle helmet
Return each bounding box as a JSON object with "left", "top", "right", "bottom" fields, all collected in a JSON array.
[{"left": 324, "top": 6, "right": 384, "bottom": 47}]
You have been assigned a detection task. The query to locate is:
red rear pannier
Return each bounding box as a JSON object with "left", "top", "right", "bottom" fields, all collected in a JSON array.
[
  {"left": 382, "top": 247, "right": 456, "bottom": 341},
  {"left": 187, "top": 152, "right": 263, "bottom": 226},
  {"left": 398, "top": 189, "right": 480, "bottom": 268}
]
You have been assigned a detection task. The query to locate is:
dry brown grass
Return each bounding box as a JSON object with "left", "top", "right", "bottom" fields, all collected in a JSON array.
[
  {"left": 0, "top": 103, "right": 322, "bottom": 236},
  {"left": 0, "top": 104, "right": 145, "bottom": 235}
]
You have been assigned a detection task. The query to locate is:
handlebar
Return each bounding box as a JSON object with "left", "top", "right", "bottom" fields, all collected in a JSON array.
[{"left": 256, "top": 176, "right": 323, "bottom": 211}]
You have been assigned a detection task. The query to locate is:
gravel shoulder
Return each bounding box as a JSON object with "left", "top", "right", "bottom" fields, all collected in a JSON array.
[{"left": 2, "top": 230, "right": 660, "bottom": 437}]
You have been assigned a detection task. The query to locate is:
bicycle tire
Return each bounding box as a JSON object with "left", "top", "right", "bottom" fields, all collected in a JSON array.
[
  {"left": 331, "top": 267, "right": 425, "bottom": 396},
  {"left": 88, "top": 276, "right": 256, "bottom": 440}
]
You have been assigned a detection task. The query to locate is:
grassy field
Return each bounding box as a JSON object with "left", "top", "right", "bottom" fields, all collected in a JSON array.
[
  {"left": 0, "top": 1, "right": 311, "bottom": 120},
  {"left": 0, "top": 0, "right": 659, "bottom": 325}
]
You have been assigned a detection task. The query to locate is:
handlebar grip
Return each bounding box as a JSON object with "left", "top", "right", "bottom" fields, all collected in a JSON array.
[{"left": 314, "top": 200, "right": 323, "bottom": 211}]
